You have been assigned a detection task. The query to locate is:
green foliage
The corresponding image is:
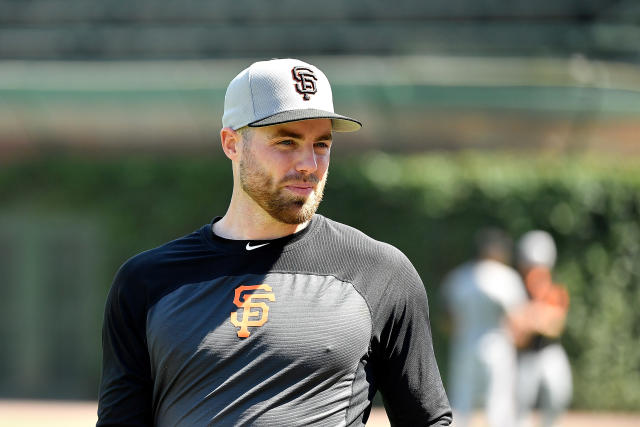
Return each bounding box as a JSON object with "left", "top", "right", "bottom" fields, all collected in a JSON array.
[
  {"left": 1, "top": 151, "right": 639, "bottom": 409},
  {"left": 324, "top": 151, "right": 640, "bottom": 411}
]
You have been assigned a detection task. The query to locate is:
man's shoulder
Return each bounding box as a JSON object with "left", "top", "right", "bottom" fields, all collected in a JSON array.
[
  {"left": 474, "top": 259, "right": 527, "bottom": 306},
  {"left": 446, "top": 261, "right": 475, "bottom": 276},
  {"left": 315, "top": 216, "right": 428, "bottom": 316},
  {"left": 312, "top": 216, "right": 419, "bottom": 292},
  {"left": 476, "top": 259, "right": 522, "bottom": 283},
  {"left": 317, "top": 215, "right": 407, "bottom": 262},
  {"left": 112, "top": 225, "right": 208, "bottom": 290}
]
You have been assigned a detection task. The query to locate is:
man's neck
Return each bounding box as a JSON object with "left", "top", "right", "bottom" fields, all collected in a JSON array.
[{"left": 213, "top": 197, "right": 310, "bottom": 241}]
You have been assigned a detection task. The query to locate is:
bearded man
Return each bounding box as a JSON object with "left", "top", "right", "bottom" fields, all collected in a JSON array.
[{"left": 97, "top": 58, "right": 452, "bottom": 426}]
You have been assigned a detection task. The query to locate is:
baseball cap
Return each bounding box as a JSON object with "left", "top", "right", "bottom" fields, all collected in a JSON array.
[
  {"left": 222, "top": 58, "right": 361, "bottom": 132},
  {"left": 517, "top": 230, "right": 557, "bottom": 269}
]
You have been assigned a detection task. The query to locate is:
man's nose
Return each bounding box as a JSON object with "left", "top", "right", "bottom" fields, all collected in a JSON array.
[{"left": 295, "top": 146, "right": 318, "bottom": 174}]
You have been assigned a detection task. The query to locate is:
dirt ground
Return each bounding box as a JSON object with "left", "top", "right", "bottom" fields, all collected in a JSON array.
[
  {"left": 367, "top": 408, "right": 640, "bottom": 427},
  {"left": 0, "top": 400, "right": 638, "bottom": 427}
]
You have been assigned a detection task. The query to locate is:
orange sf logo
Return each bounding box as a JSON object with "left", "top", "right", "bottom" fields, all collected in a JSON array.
[{"left": 230, "top": 284, "right": 276, "bottom": 338}]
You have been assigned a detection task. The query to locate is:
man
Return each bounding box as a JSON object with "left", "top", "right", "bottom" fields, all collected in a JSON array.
[
  {"left": 511, "top": 230, "right": 572, "bottom": 427},
  {"left": 441, "top": 228, "right": 528, "bottom": 427},
  {"left": 98, "top": 58, "right": 452, "bottom": 426}
]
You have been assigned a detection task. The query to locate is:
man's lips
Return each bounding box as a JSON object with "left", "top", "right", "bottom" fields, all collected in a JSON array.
[{"left": 284, "top": 183, "right": 315, "bottom": 196}]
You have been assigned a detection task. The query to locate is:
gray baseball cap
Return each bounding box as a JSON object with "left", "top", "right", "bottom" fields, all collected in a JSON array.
[
  {"left": 517, "top": 230, "right": 557, "bottom": 269},
  {"left": 222, "top": 58, "right": 362, "bottom": 132}
]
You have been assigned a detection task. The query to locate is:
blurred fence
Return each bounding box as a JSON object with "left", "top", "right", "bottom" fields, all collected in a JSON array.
[
  {"left": 1, "top": 0, "right": 639, "bottom": 156},
  {"left": 1, "top": 56, "right": 639, "bottom": 156},
  {"left": 0, "top": 215, "right": 103, "bottom": 398},
  {"left": 0, "top": 0, "right": 638, "bottom": 60}
]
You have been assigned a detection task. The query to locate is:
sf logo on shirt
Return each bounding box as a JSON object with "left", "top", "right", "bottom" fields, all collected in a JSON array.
[{"left": 230, "top": 284, "right": 276, "bottom": 338}]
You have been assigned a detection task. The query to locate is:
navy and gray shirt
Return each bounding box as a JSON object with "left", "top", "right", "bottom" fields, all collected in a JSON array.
[{"left": 98, "top": 214, "right": 452, "bottom": 426}]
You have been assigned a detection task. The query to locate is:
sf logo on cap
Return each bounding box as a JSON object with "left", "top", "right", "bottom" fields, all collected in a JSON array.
[
  {"left": 292, "top": 66, "right": 317, "bottom": 100},
  {"left": 230, "top": 284, "right": 276, "bottom": 338}
]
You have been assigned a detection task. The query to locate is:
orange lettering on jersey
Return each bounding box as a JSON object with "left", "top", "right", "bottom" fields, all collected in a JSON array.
[{"left": 230, "top": 284, "right": 276, "bottom": 338}]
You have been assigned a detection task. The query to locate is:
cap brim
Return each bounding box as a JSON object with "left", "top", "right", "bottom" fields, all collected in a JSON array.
[{"left": 248, "top": 109, "right": 362, "bottom": 132}]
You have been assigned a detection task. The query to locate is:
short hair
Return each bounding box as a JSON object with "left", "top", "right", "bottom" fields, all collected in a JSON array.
[
  {"left": 236, "top": 126, "right": 253, "bottom": 141},
  {"left": 474, "top": 227, "right": 513, "bottom": 263}
]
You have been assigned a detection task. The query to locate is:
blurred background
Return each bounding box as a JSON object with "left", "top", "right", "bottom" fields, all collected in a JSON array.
[{"left": 1, "top": 0, "right": 639, "bottom": 422}]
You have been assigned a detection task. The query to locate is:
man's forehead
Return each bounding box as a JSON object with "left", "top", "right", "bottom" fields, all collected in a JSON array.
[{"left": 260, "top": 119, "right": 333, "bottom": 140}]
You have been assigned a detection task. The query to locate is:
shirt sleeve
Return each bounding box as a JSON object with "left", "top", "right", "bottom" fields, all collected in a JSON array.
[
  {"left": 97, "top": 260, "right": 153, "bottom": 426},
  {"left": 373, "top": 251, "right": 453, "bottom": 426}
]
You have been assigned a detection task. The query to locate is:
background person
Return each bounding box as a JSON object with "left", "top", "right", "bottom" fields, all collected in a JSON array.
[
  {"left": 441, "top": 228, "right": 528, "bottom": 427},
  {"left": 511, "top": 230, "right": 572, "bottom": 427}
]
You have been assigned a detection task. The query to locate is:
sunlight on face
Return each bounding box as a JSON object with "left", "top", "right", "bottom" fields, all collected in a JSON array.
[{"left": 238, "top": 121, "right": 331, "bottom": 224}]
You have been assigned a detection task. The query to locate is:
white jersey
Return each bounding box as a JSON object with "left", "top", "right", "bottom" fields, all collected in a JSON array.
[
  {"left": 443, "top": 259, "right": 527, "bottom": 342},
  {"left": 442, "top": 259, "right": 528, "bottom": 427}
]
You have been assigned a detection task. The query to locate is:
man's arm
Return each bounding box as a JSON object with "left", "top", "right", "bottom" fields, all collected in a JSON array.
[
  {"left": 97, "top": 261, "right": 153, "bottom": 426},
  {"left": 374, "top": 255, "right": 452, "bottom": 426},
  {"left": 508, "top": 283, "right": 569, "bottom": 348}
]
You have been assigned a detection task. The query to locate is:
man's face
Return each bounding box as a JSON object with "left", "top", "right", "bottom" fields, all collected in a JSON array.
[{"left": 238, "top": 119, "right": 333, "bottom": 224}]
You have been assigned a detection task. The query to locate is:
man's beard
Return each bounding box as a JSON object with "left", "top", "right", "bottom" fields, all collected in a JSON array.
[{"left": 239, "top": 146, "right": 326, "bottom": 225}]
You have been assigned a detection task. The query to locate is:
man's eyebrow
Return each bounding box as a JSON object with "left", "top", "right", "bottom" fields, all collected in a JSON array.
[
  {"left": 269, "top": 129, "right": 333, "bottom": 142},
  {"left": 316, "top": 132, "right": 333, "bottom": 142}
]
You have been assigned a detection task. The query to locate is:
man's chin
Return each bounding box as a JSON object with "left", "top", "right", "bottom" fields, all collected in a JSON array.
[{"left": 268, "top": 200, "right": 318, "bottom": 225}]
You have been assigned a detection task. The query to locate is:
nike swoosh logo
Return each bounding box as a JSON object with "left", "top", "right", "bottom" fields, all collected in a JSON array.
[{"left": 246, "top": 242, "right": 270, "bottom": 251}]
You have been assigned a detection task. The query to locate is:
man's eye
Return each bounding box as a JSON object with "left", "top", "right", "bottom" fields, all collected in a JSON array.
[
  {"left": 278, "top": 140, "right": 294, "bottom": 146},
  {"left": 315, "top": 142, "right": 330, "bottom": 150}
]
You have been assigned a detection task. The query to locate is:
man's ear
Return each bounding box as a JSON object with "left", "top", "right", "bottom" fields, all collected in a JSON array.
[{"left": 220, "top": 127, "right": 241, "bottom": 160}]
